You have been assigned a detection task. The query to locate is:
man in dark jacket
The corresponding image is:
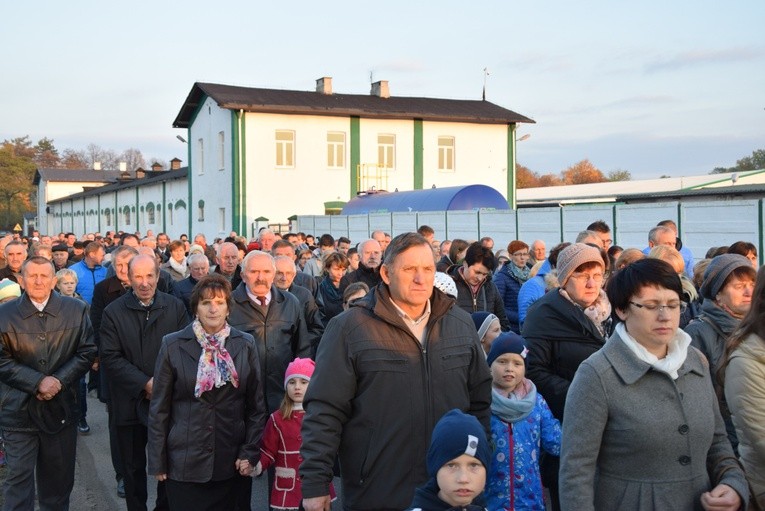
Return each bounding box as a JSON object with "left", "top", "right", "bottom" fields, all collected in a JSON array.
[
  {"left": 100, "top": 254, "right": 189, "bottom": 511},
  {"left": 90, "top": 245, "right": 138, "bottom": 497},
  {"left": 300, "top": 233, "right": 492, "bottom": 511},
  {"left": 0, "top": 256, "right": 97, "bottom": 509},
  {"left": 338, "top": 238, "right": 382, "bottom": 292},
  {"left": 172, "top": 252, "right": 210, "bottom": 315},
  {"left": 449, "top": 242, "right": 511, "bottom": 331},
  {"left": 211, "top": 242, "right": 242, "bottom": 290},
  {"left": 228, "top": 251, "right": 311, "bottom": 413},
  {"left": 273, "top": 255, "right": 325, "bottom": 353},
  {"left": 0, "top": 240, "right": 26, "bottom": 283},
  {"left": 272, "top": 240, "right": 318, "bottom": 298}
]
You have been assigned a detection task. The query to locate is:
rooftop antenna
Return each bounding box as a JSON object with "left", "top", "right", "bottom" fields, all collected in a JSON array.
[
  {"left": 482, "top": 67, "right": 490, "bottom": 101},
  {"left": 369, "top": 70, "right": 374, "bottom": 84}
]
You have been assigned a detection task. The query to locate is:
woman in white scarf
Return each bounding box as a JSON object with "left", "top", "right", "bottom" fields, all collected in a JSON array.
[
  {"left": 161, "top": 240, "right": 189, "bottom": 281},
  {"left": 559, "top": 258, "right": 748, "bottom": 511}
]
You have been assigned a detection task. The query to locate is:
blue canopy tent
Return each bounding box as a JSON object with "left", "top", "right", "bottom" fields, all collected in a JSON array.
[{"left": 341, "top": 185, "right": 509, "bottom": 214}]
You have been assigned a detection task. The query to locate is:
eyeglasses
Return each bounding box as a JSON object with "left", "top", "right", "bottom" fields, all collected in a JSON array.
[
  {"left": 512, "top": 252, "right": 530, "bottom": 257},
  {"left": 629, "top": 301, "right": 687, "bottom": 314},
  {"left": 569, "top": 272, "right": 604, "bottom": 283}
]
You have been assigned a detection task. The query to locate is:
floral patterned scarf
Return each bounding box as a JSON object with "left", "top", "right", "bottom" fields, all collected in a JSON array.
[{"left": 192, "top": 319, "right": 239, "bottom": 398}]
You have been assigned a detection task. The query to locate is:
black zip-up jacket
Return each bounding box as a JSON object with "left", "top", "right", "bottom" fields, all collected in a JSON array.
[
  {"left": 522, "top": 289, "right": 607, "bottom": 421},
  {"left": 228, "top": 283, "right": 311, "bottom": 413},
  {"left": 100, "top": 290, "right": 189, "bottom": 426},
  {"left": 300, "top": 284, "right": 492, "bottom": 510},
  {"left": 448, "top": 265, "right": 511, "bottom": 332},
  {"left": 0, "top": 292, "right": 97, "bottom": 431}
]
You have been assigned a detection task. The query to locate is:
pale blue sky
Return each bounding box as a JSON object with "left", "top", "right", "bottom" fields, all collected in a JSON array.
[{"left": 2, "top": 1, "right": 763, "bottom": 179}]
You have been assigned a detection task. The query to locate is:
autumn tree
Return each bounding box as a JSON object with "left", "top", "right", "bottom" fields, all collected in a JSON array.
[
  {"left": 60, "top": 148, "right": 89, "bottom": 169},
  {"left": 561, "top": 159, "right": 606, "bottom": 185},
  {"left": 607, "top": 169, "right": 632, "bottom": 181},
  {"left": 0, "top": 145, "right": 36, "bottom": 229},
  {"left": 516, "top": 163, "right": 539, "bottom": 188},
  {"left": 537, "top": 173, "right": 563, "bottom": 187},
  {"left": 33, "top": 137, "right": 62, "bottom": 168}
]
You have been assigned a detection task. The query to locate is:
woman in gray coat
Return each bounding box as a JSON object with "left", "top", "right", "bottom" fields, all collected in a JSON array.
[{"left": 560, "top": 259, "right": 748, "bottom": 511}]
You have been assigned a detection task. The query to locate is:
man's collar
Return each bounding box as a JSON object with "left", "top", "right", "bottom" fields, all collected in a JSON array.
[{"left": 388, "top": 295, "right": 431, "bottom": 325}]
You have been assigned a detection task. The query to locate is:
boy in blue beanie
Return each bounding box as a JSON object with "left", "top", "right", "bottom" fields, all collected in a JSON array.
[
  {"left": 408, "top": 409, "right": 490, "bottom": 510},
  {"left": 485, "top": 332, "right": 561, "bottom": 510}
]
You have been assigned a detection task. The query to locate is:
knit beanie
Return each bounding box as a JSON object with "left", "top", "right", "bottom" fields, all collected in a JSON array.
[
  {"left": 471, "top": 312, "right": 498, "bottom": 340},
  {"left": 188, "top": 244, "right": 205, "bottom": 255},
  {"left": 487, "top": 332, "right": 528, "bottom": 366},
  {"left": 51, "top": 244, "right": 69, "bottom": 253},
  {"left": 700, "top": 254, "right": 754, "bottom": 300},
  {"left": 556, "top": 243, "right": 604, "bottom": 287},
  {"left": 284, "top": 357, "right": 315, "bottom": 389},
  {"left": 433, "top": 272, "right": 458, "bottom": 299},
  {"left": 426, "top": 409, "right": 491, "bottom": 478},
  {"left": 0, "top": 279, "right": 21, "bottom": 302}
]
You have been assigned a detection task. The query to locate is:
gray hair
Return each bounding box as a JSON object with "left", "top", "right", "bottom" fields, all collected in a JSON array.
[
  {"left": 648, "top": 225, "right": 674, "bottom": 244},
  {"left": 575, "top": 230, "right": 601, "bottom": 244},
  {"left": 241, "top": 250, "right": 275, "bottom": 271},
  {"left": 187, "top": 253, "right": 209, "bottom": 267}
]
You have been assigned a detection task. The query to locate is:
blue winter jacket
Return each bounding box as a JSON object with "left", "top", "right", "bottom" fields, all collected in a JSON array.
[
  {"left": 487, "top": 392, "right": 561, "bottom": 511},
  {"left": 493, "top": 264, "right": 526, "bottom": 333},
  {"left": 517, "top": 259, "right": 551, "bottom": 328},
  {"left": 70, "top": 260, "right": 107, "bottom": 305}
]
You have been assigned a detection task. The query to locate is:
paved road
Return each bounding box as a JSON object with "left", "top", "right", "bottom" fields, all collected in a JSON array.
[{"left": 49, "top": 392, "right": 342, "bottom": 510}]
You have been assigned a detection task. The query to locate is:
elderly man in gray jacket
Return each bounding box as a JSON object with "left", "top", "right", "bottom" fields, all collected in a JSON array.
[{"left": 300, "top": 232, "right": 492, "bottom": 511}]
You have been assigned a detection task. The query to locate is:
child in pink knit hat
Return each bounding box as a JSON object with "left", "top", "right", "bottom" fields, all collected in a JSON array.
[{"left": 255, "top": 358, "right": 335, "bottom": 509}]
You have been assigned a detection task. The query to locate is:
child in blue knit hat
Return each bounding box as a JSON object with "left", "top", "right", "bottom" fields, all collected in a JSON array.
[
  {"left": 408, "top": 409, "right": 490, "bottom": 511},
  {"left": 485, "top": 332, "right": 561, "bottom": 510}
]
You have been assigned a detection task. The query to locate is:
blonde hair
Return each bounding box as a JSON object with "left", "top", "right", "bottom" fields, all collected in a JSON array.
[
  {"left": 55, "top": 268, "right": 78, "bottom": 285},
  {"left": 648, "top": 245, "right": 684, "bottom": 274},
  {"left": 614, "top": 248, "right": 646, "bottom": 271}
]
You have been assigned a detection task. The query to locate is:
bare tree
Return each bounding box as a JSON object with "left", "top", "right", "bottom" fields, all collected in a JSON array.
[
  {"left": 85, "top": 144, "right": 119, "bottom": 170},
  {"left": 120, "top": 148, "right": 146, "bottom": 171}
]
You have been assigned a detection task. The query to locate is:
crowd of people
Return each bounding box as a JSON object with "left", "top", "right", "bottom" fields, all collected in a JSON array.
[{"left": 0, "top": 220, "right": 762, "bottom": 510}]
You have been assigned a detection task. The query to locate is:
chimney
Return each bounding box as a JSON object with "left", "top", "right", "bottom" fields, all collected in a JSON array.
[
  {"left": 316, "top": 77, "right": 333, "bottom": 95},
  {"left": 371, "top": 80, "right": 390, "bottom": 99},
  {"left": 93, "top": 161, "right": 102, "bottom": 171},
  {"left": 136, "top": 168, "right": 146, "bottom": 179},
  {"left": 151, "top": 162, "right": 163, "bottom": 172},
  {"left": 170, "top": 158, "right": 182, "bottom": 170}
]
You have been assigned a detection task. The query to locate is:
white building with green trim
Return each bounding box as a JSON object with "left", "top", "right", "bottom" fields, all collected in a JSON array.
[{"left": 172, "top": 78, "right": 535, "bottom": 237}]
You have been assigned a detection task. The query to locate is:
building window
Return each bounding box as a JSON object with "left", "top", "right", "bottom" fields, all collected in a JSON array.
[
  {"left": 197, "top": 138, "right": 205, "bottom": 175},
  {"left": 438, "top": 136, "right": 455, "bottom": 171},
  {"left": 219, "top": 208, "right": 226, "bottom": 232},
  {"left": 124, "top": 207, "right": 131, "bottom": 226},
  {"left": 217, "top": 131, "right": 225, "bottom": 170},
  {"left": 275, "top": 130, "right": 295, "bottom": 167},
  {"left": 147, "top": 204, "right": 155, "bottom": 225},
  {"left": 105, "top": 209, "right": 111, "bottom": 226},
  {"left": 327, "top": 132, "right": 345, "bottom": 168},
  {"left": 198, "top": 200, "right": 205, "bottom": 222},
  {"left": 378, "top": 134, "right": 395, "bottom": 169}
]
